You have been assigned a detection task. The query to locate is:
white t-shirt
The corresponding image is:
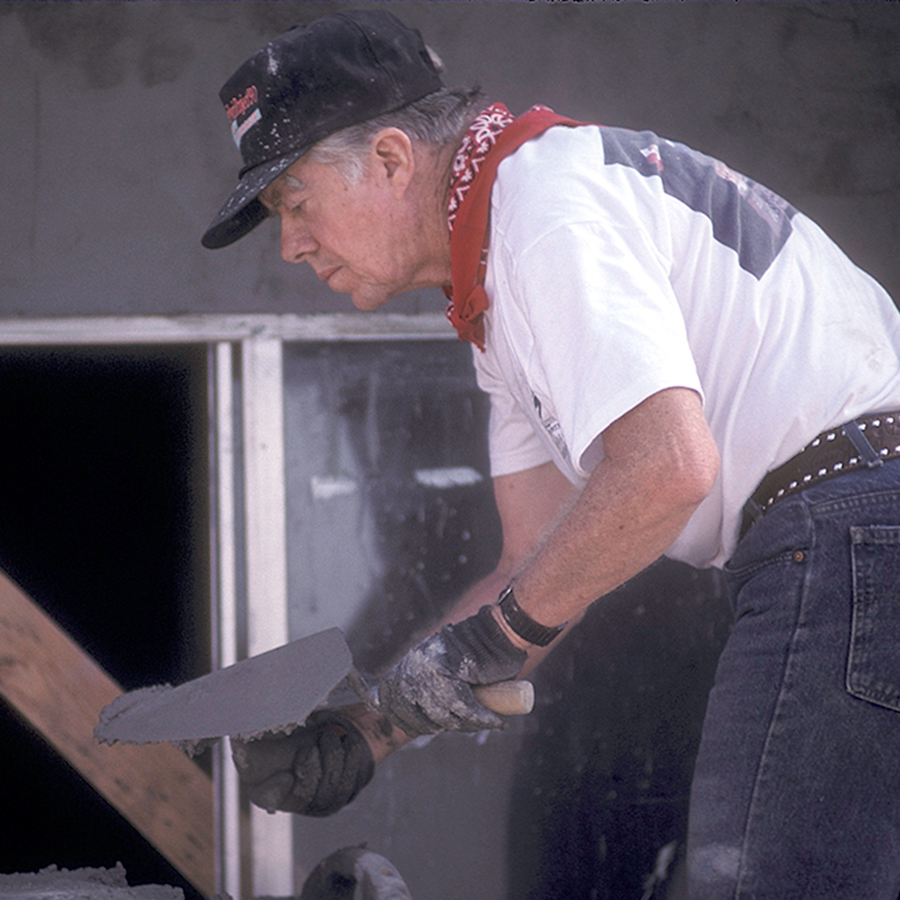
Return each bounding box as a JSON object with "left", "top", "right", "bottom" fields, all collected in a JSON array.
[{"left": 473, "top": 125, "right": 900, "bottom": 568}]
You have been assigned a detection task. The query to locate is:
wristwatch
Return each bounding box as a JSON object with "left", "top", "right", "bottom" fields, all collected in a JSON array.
[{"left": 498, "top": 584, "right": 566, "bottom": 647}]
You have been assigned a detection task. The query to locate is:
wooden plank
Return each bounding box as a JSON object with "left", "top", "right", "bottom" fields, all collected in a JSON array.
[{"left": 0, "top": 570, "right": 215, "bottom": 897}]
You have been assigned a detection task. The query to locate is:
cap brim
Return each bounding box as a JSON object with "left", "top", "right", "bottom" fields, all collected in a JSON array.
[{"left": 201, "top": 146, "right": 309, "bottom": 249}]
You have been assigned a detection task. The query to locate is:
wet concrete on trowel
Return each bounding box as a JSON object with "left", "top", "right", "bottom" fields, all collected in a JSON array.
[{"left": 94, "top": 629, "right": 353, "bottom": 753}]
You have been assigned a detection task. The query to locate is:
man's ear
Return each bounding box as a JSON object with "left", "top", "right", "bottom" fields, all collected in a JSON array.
[{"left": 371, "top": 128, "right": 415, "bottom": 196}]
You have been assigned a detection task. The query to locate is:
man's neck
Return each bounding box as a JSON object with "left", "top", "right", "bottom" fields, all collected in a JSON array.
[{"left": 402, "top": 140, "right": 456, "bottom": 289}]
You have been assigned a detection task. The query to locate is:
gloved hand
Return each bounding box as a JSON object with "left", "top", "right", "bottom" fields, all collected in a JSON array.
[
  {"left": 231, "top": 709, "right": 374, "bottom": 816},
  {"left": 377, "top": 605, "right": 528, "bottom": 737}
]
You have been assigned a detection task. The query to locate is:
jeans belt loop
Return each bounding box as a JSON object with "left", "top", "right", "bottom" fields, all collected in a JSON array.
[{"left": 842, "top": 419, "right": 884, "bottom": 469}]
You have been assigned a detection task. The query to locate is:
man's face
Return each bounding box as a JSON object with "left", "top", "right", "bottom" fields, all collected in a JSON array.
[{"left": 259, "top": 147, "right": 441, "bottom": 311}]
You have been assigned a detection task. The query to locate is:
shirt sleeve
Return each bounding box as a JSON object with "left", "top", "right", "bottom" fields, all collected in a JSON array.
[
  {"left": 501, "top": 218, "right": 704, "bottom": 479},
  {"left": 471, "top": 343, "right": 555, "bottom": 478}
]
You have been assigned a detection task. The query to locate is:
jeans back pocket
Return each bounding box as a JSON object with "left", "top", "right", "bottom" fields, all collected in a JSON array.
[{"left": 848, "top": 525, "right": 900, "bottom": 712}]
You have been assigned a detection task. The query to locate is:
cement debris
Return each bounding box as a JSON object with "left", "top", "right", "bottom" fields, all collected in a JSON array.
[{"left": 0, "top": 864, "right": 184, "bottom": 900}]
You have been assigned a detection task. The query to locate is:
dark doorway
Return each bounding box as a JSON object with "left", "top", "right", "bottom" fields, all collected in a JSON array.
[{"left": 0, "top": 345, "right": 209, "bottom": 899}]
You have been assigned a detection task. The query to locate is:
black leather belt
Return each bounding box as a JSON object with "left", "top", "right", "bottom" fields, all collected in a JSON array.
[{"left": 741, "top": 411, "right": 900, "bottom": 538}]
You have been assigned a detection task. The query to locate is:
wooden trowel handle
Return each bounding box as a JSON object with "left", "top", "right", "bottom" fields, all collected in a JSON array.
[
  {"left": 355, "top": 679, "right": 536, "bottom": 763},
  {"left": 473, "top": 680, "right": 534, "bottom": 716}
]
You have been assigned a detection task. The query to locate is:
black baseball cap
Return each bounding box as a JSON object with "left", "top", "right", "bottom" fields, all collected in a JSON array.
[{"left": 202, "top": 10, "right": 444, "bottom": 249}]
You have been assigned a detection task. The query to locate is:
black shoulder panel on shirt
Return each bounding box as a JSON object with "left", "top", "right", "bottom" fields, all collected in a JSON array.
[{"left": 601, "top": 128, "right": 797, "bottom": 280}]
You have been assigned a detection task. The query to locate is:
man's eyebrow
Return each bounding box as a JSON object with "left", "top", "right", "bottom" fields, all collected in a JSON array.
[{"left": 261, "top": 173, "right": 305, "bottom": 212}]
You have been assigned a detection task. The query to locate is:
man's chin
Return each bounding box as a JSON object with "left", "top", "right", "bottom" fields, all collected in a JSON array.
[
  {"left": 319, "top": 279, "right": 379, "bottom": 310},
  {"left": 324, "top": 271, "right": 397, "bottom": 310},
  {"left": 348, "top": 287, "right": 394, "bottom": 312}
]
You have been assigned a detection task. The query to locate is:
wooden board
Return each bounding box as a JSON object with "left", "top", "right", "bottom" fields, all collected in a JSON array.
[{"left": 0, "top": 569, "right": 215, "bottom": 897}]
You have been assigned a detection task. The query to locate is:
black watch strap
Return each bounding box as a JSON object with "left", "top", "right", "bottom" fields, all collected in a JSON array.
[{"left": 498, "top": 584, "right": 565, "bottom": 647}]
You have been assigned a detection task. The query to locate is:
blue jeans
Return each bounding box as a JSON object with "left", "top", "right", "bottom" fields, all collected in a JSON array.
[{"left": 686, "top": 458, "right": 900, "bottom": 899}]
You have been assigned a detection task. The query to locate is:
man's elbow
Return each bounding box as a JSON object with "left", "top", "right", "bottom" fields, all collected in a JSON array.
[{"left": 673, "top": 435, "right": 720, "bottom": 511}]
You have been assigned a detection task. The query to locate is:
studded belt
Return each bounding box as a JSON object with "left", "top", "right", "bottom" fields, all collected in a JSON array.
[{"left": 742, "top": 411, "right": 900, "bottom": 536}]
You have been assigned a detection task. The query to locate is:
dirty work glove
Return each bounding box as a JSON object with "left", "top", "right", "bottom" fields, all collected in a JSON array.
[
  {"left": 231, "top": 709, "right": 374, "bottom": 816},
  {"left": 378, "top": 605, "right": 527, "bottom": 737}
]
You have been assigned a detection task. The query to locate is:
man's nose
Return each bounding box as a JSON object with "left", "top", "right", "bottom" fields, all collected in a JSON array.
[{"left": 280, "top": 219, "right": 317, "bottom": 263}]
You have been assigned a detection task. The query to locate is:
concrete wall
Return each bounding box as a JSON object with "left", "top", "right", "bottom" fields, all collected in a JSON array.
[{"left": 2, "top": 1, "right": 899, "bottom": 319}]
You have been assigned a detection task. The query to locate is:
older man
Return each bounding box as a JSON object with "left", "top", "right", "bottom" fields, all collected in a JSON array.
[{"left": 203, "top": 11, "right": 900, "bottom": 899}]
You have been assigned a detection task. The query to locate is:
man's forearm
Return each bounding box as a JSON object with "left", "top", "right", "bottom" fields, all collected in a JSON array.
[
  {"left": 505, "top": 389, "right": 719, "bottom": 637},
  {"left": 290, "top": 392, "right": 719, "bottom": 772}
]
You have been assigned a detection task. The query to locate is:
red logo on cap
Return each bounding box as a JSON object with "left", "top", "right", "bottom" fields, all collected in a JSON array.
[{"left": 225, "top": 86, "right": 259, "bottom": 123}]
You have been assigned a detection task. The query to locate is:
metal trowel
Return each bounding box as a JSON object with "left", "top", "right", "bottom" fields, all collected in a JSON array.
[{"left": 94, "top": 626, "right": 533, "bottom": 750}]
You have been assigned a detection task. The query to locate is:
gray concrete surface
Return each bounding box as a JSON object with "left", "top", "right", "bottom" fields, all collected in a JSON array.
[{"left": 0, "top": 865, "right": 183, "bottom": 900}]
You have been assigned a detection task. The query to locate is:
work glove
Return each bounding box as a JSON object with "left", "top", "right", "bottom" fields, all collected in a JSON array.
[
  {"left": 377, "top": 605, "right": 527, "bottom": 737},
  {"left": 231, "top": 709, "right": 374, "bottom": 816}
]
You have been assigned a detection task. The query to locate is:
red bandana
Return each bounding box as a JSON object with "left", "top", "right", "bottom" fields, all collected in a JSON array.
[
  {"left": 447, "top": 103, "right": 516, "bottom": 232},
  {"left": 443, "top": 103, "right": 585, "bottom": 350}
]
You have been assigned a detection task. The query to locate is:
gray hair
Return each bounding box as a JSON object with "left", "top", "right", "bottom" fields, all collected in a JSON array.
[{"left": 308, "top": 85, "right": 485, "bottom": 184}]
